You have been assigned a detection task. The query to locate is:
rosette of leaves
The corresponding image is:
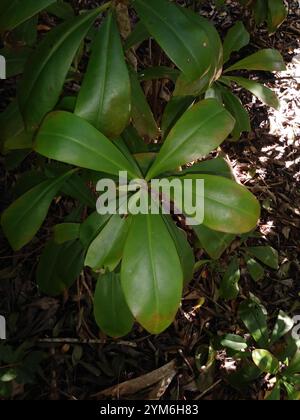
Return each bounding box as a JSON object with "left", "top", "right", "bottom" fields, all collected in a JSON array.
[{"left": 0, "top": 0, "right": 275, "bottom": 337}]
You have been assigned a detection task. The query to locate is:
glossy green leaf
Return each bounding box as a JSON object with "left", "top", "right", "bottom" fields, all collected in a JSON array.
[
  {"left": 37, "top": 239, "right": 85, "bottom": 296},
  {"left": 138, "top": 66, "right": 179, "bottom": 83},
  {"left": 247, "top": 246, "right": 279, "bottom": 269},
  {"left": 18, "top": 8, "right": 104, "bottom": 130},
  {"left": 94, "top": 273, "right": 134, "bottom": 337},
  {"left": 267, "top": 0, "right": 288, "bottom": 34},
  {"left": 225, "top": 49, "right": 286, "bottom": 73},
  {"left": 219, "top": 86, "right": 251, "bottom": 140},
  {"left": 85, "top": 215, "right": 130, "bottom": 271},
  {"left": 75, "top": 12, "right": 131, "bottom": 139},
  {"left": 0, "top": 0, "right": 56, "bottom": 32},
  {"left": 161, "top": 96, "right": 195, "bottom": 139},
  {"left": 163, "top": 215, "right": 195, "bottom": 285},
  {"left": 194, "top": 224, "right": 235, "bottom": 260},
  {"left": 246, "top": 256, "right": 265, "bottom": 282},
  {"left": 239, "top": 298, "right": 269, "bottom": 348},
  {"left": 129, "top": 69, "right": 159, "bottom": 140},
  {"left": 80, "top": 212, "right": 111, "bottom": 249},
  {"left": 223, "top": 21, "right": 250, "bottom": 63},
  {"left": 174, "top": 174, "right": 260, "bottom": 234},
  {"left": 146, "top": 99, "right": 235, "bottom": 180},
  {"left": 121, "top": 213, "right": 183, "bottom": 334},
  {"left": 125, "top": 20, "right": 149, "bottom": 50},
  {"left": 53, "top": 223, "right": 80, "bottom": 244},
  {"left": 252, "top": 349, "right": 280, "bottom": 374},
  {"left": 180, "top": 157, "right": 234, "bottom": 179},
  {"left": 270, "top": 311, "right": 294, "bottom": 345},
  {"left": 34, "top": 111, "right": 140, "bottom": 179},
  {"left": 174, "top": 10, "right": 223, "bottom": 97},
  {"left": 1, "top": 170, "right": 75, "bottom": 250},
  {"left": 220, "top": 257, "right": 241, "bottom": 300},
  {"left": 131, "top": 0, "right": 212, "bottom": 82},
  {"left": 221, "top": 334, "right": 248, "bottom": 351},
  {"left": 225, "top": 76, "right": 280, "bottom": 109}
]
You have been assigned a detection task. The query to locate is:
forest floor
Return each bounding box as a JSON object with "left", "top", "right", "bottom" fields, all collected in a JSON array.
[{"left": 0, "top": 0, "right": 299, "bottom": 400}]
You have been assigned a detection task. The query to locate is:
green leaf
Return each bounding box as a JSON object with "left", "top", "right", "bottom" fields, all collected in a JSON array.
[
  {"left": 225, "top": 76, "right": 280, "bottom": 109},
  {"left": 220, "top": 257, "right": 241, "bottom": 300},
  {"left": 194, "top": 224, "right": 235, "bottom": 260},
  {"left": 252, "top": 349, "right": 280, "bottom": 374},
  {"left": 218, "top": 86, "right": 251, "bottom": 140},
  {"left": 286, "top": 351, "right": 300, "bottom": 376},
  {"left": 46, "top": 1, "right": 75, "bottom": 20},
  {"left": 125, "top": 20, "right": 149, "bottom": 50},
  {"left": 18, "top": 8, "right": 104, "bottom": 130},
  {"left": 61, "top": 173, "right": 95, "bottom": 208},
  {"left": 180, "top": 157, "right": 234, "bottom": 179},
  {"left": 0, "top": 47, "right": 31, "bottom": 78},
  {"left": 53, "top": 223, "right": 80, "bottom": 244},
  {"left": 239, "top": 298, "right": 269, "bottom": 348},
  {"left": 270, "top": 311, "right": 294, "bottom": 345},
  {"left": 85, "top": 215, "right": 131, "bottom": 271},
  {"left": 0, "top": 0, "right": 56, "bottom": 32},
  {"left": 134, "top": 153, "right": 157, "bottom": 176},
  {"left": 221, "top": 334, "right": 248, "bottom": 351},
  {"left": 174, "top": 174, "right": 260, "bottom": 234},
  {"left": 121, "top": 126, "right": 148, "bottom": 154},
  {"left": 163, "top": 215, "right": 195, "bottom": 285},
  {"left": 94, "top": 273, "right": 134, "bottom": 337},
  {"left": 121, "top": 213, "right": 183, "bottom": 334},
  {"left": 267, "top": 0, "right": 288, "bottom": 34},
  {"left": 79, "top": 212, "right": 111, "bottom": 249},
  {"left": 266, "top": 382, "right": 281, "bottom": 400},
  {"left": 247, "top": 246, "right": 279, "bottom": 269},
  {"left": 129, "top": 69, "right": 159, "bottom": 140},
  {"left": 246, "top": 257, "right": 265, "bottom": 282},
  {"left": 37, "top": 239, "right": 85, "bottom": 296},
  {"left": 225, "top": 49, "right": 286, "bottom": 73},
  {"left": 161, "top": 96, "right": 195, "bottom": 139},
  {"left": 75, "top": 12, "right": 131, "bottom": 139},
  {"left": 283, "top": 381, "right": 300, "bottom": 401},
  {"left": 138, "top": 66, "right": 179, "bottom": 83},
  {"left": 131, "top": 0, "right": 213, "bottom": 82},
  {"left": 1, "top": 170, "right": 75, "bottom": 250},
  {"left": 34, "top": 111, "right": 140, "bottom": 179},
  {"left": 223, "top": 21, "right": 250, "bottom": 63},
  {"left": 146, "top": 99, "right": 235, "bottom": 180},
  {"left": 173, "top": 10, "right": 223, "bottom": 96}
]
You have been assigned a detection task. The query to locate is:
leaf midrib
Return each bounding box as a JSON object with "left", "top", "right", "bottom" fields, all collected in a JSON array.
[{"left": 38, "top": 131, "right": 134, "bottom": 176}]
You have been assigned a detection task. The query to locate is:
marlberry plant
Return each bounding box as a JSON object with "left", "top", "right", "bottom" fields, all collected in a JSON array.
[
  {"left": 239, "top": 0, "right": 288, "bottom": 33},
  {"left": 0, "top": 0, "right": 286, "bottom": 336},
  {"left": 221, "top": 297, "right": 300, "bottom": 400}
]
